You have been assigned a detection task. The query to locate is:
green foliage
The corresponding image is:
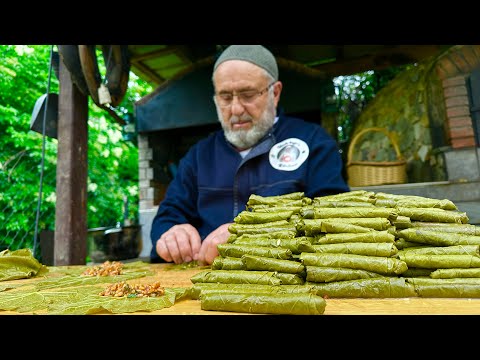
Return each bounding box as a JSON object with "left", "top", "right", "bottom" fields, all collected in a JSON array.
[
  {"left": 0, "top": 45, "right": 152, "bottom": 255},
  {"left": 332, "top": 65, "right": 412, "bottom": 170},
  {"left": 334, "top": 66, "right": 411, "bottom": 143},
  {"left": 0, "top": 45, "right": 58, "bottom": 252}
]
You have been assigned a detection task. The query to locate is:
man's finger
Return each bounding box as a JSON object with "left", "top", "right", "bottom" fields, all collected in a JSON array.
[
  {"left": 197, "top": 240, "right": 208, "bottom": 266},
  {"left": 174, "top": 228, "right": 195, "bottom": 263},
  {"left": 204, "top": 241, "right": 219, "bottom": 265},
  {"left": 155, "top": 239, "right": 172, "bottom": 262},
  {"left": 163, "top": 234, "right": 182, "bottom": 264},
  {"left": 187, "top": 231, "right": 202, "bottom": 261}
]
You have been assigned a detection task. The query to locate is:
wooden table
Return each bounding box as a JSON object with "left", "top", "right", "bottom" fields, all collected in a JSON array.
[{"left": 2, "top": 263, "right": 480, "bottom": 315}]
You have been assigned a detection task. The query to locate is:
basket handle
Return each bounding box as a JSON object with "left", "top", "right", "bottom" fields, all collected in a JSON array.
[{"left": 347, "top": 127, "right": 403, "bottom": 165}]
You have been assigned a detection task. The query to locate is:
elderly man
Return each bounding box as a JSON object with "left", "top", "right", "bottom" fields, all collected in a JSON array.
[{"left": 150, "top": 45, "right": 349, "bottom": 265}]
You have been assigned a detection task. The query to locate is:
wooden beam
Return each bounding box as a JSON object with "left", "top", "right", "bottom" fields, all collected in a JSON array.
[
  {"left": 131, "top": 60, "right": 165, "bottom": 85},
  {"left": 312, "top": 45, "right": 449, "bottom": 78},
  {"left": 130, "top": 45, "right": 181, "bottom": 62},
  {"left": 54, "top": 58, "right": 88, "bottom": 265}
]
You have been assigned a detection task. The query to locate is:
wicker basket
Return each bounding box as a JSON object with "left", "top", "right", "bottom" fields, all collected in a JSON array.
[{"left": 347, "top": 127, "right": 407, "bottom": 187}]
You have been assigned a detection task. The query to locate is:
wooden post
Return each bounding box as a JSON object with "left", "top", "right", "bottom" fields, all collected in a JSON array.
[{"left": 54, "top": 57, "right": 88, "bottom": 265}]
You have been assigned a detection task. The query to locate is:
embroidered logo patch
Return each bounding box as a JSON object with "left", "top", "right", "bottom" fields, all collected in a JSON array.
[{"left": 269, "top": 138, "right": 309, "bottom": 171}]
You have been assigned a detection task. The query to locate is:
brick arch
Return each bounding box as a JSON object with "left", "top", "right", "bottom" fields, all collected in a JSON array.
[
  {"left": 436, "top": 45, "right": 480, "bottom": 79},
  {"left": 435, "top": 45, "right": 480, "bottom": 149}
]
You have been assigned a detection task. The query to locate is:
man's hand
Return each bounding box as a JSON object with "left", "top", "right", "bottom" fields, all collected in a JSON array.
[
  {"left": 197, "top": 223, "right": 232, "bottom": 266},
  {"left": 155, "top": 224, "right": 202, "bottom": 264}
]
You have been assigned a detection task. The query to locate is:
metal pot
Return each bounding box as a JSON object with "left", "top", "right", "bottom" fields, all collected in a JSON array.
[{"left": 88, "top": 225, "right": 142, "bottom": 263}]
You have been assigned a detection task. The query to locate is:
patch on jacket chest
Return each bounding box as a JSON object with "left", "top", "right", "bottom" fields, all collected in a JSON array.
[{"left": 269, "top": 138, "right": 309, "bottom": 171}]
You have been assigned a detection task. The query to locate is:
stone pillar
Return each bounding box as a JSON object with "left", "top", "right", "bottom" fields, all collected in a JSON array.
[
  {"left": 138, "top": 134, "right": 154, "bottom": 210},
  {"left": 138, "top": 133, "right": 157, "bottom": 258}
]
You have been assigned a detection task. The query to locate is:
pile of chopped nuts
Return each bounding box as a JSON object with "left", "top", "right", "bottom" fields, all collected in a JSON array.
[
  {"left": 81, "top": 260, "right": 124, "bottom": 276},
  {"left": 99, "top": 281, "right": 165, "bottom": 298}
]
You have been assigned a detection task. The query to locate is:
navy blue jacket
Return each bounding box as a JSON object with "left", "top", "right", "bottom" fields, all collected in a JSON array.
[{"left": 150, "top": 114, "right": 350, "bottom": 261}]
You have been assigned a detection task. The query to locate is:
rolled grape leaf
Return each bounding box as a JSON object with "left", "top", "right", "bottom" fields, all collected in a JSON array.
[
  {"left": 316, "top": 231, "right": 395, "bottom": 245},
  {"left": 295, "top": 234, "right": 316, "bottom": 244},
  {"left": 188, "top": 283, "right": 280, "bottom": 299},
  {"left": 247, "top": 192, "right": 305, "bottom": 206},
  {"left": 234, "top": 210, "right": 294, "bottom": 224},
  {"left": 375, "top": 195, "right": 458, "bottom": 210},
  {"left": 228, "top": 220, "right": 290, "bottom": 233},
  {"left": 241, "top": 254, "right": 305, "bottom": 274},
  {"left": 302, "top": 217, "right": 391, "bottom": 231},
  {"left": 312, "top": 242, "right": 398, "bottom": 257},
  {"left": 211, "top": 256, "right": 246, "bottom": 270},
  {"left": 273, "top": 272, "right": 304, "bottom": 285},
  {"left": 403, "top": 278, "right": 480, "bottom": 301},
  {"left": 251, "top": 206, "right": 303, "bottom": 214},
  {"left": 323, "top": 195, "right": 376, "bottom": 203},
  {"left": 374, "top": 199, "right": 396, "bottom": 207},
  {"left": 412, "top": 283, "right": 480, "bottom": 298},
  {"left": 188, "top": 283, "right": 316, "bottom": 300},
  {"left": 227, "top": 234, "right": 238, "bottom": 243},
  {"left": 395, "top": 198, "right": 457, "bottom": 210},
  {"left": 295, "top": 236, "right": 316, "bottom": 244},
  {"left": 398, "top": 245, "right": 480, "bottom": 256},
  {"left": 410, "top": 222, "right": 480, "bottom": 236},
  {"left": 396, "top": 207, "right": 468, "bottom": 224},
  {"left": 301, "top": 219, "right": 372, "bottom": 235},
  {"left": 398, "top": 253, "right": 480, "bottom": 268},
  {"left": 234, "top": 237, "right": 314, "bottom": 254},
  {"left": 401, "top": 267, "right": 434, "bottom": 277},
  {"left": 307, "top": 277, "right": 417, "bottom": 298},
  {"left": 394, "top": 238, "right": 426, "bottom": 250},
  {"left": 200, "top": 292, "right": 326, "bottom": 315},
  {"left": 298, "top": 241, "right": 316, "bottom": 253},
  {"left": 290, "top": 214, "right": 304, "bottom": 228},
  {"left": 300, "top": 207, "right": 315, "bottom": 219},
  {"left": 217, "top": 244, "right": 293, "bottom": 260},
  {"left": 247, "top": 199, "right": 304, "bottom": 212},
  {"left": 397, "top": 228, "right": 480, "bottom": 246},
  {"left": 430, "top": 268, "right": 480, "bottom": 279},
  {"left": 190, "top": 270, "right": 282, "bottom": 285},
  {"left": 387, "top": 226, "right": 397, "bottom": 236},
  {"left": 233, "top": 230, "right": 297, "bottom": 242},
  {"left": 299, "top": 252, "right": 408, "bottom": 275},
  {"left": 305, "top": 266, "right": 384, "bottom": 282},
  {"left": 312, "top": 207, "right": 398, "bottom": 221},
  {"left": 314, "top": 192, "right": 376, "bottom": 203},
  {"left": 0, "top": 248, "right": 48, "bottom": 281},
  {"left": 196, "top": 286, "right": 313, "bottom": 300},
  {"left": 313, "top": 200, "right": 375, "bottom": 208},
  {"left": 406, "top": 277, "right": 480, "bottom": 285},
  {"left": 334, "top": 217, "right": 392, "bottom": 230},
  {"left": 376, "top": 192, "right": 446, "bottom": 202},
  {"left": 234, "top": 225, "right": 298, "bottom": 236},
  {"left": 319, "top": 221, "right": 374, "bottom": 234},
  {"left": 392, "top": 216, "right": 412, "bottom": 229}
]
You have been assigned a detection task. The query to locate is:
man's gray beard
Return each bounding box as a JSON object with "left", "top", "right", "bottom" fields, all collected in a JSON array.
[{"left": 215, "top": 94, "right": 277, "bottom": 150}]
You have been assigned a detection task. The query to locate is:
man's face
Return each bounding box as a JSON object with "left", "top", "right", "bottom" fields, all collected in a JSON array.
[{"left": 213, "top": 60, "right": 281, "bottom": 150}]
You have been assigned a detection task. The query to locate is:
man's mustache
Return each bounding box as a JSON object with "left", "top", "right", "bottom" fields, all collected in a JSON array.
[{"left": 229, "top": 115, "right": 253, "bottom": 124}]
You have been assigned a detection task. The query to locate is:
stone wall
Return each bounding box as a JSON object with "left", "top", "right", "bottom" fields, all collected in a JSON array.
[{"left": 350, "top": 60, "right": 441, "bottom": 183}]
